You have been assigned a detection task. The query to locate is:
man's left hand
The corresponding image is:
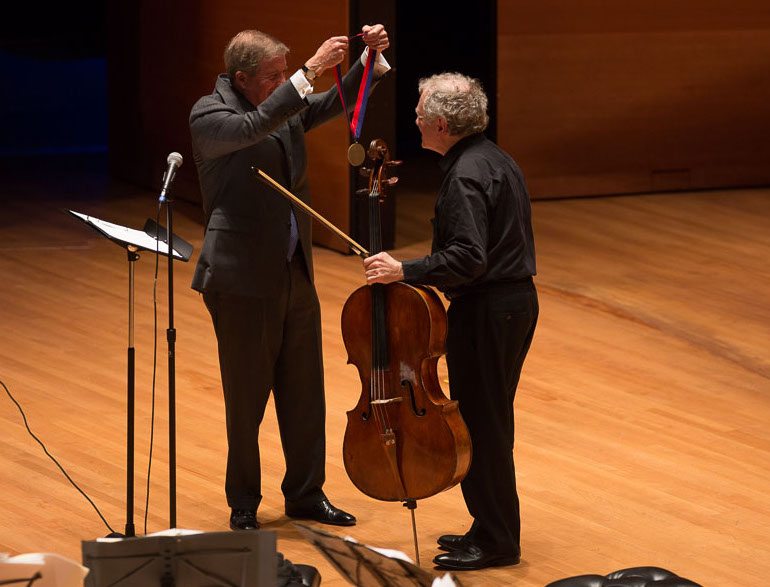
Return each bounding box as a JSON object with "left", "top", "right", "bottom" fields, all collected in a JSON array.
[
  {"left": 363, "top": 251, "right": 403, "bottom": 284},
  {"left": 362, "top": 24, "right": 389, "bottom": 53}
]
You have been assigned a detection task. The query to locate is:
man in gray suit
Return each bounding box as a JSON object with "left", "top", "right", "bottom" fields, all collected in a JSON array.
[{"left": 190, "top": 26, "right": 390, "bottom": 531}]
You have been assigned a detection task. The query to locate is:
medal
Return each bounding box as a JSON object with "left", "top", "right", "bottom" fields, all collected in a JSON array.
[
  {"left": 347, "top": 142, "right": 366, "bottom": 166},
  {"left": 334, "top": 46, "right": 378, "bottom": 166}
]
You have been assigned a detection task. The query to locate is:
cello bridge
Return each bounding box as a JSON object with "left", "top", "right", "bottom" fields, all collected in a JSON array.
[{"left": 381, "top": 430, "right": 397, "bottom": 446}]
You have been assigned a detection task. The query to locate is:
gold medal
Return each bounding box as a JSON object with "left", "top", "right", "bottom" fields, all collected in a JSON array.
[{"left": 347, "top": 142, "right": 366, "bottom": 167}]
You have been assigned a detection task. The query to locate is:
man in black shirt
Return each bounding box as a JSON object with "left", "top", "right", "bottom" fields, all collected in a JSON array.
[{"left": 363, "top": 73, "right": 538, "bottom": 570}]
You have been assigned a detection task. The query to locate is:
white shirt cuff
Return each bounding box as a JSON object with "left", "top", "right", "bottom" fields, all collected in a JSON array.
[
  {"left": 361, "top": 47, "right": 391, "bottom": 75},
  {"left": 291, "top": 48, "right": 390, "bottom": 98},
  {"left": 290, "top": 70, "right": 314, "bottom": 99}
]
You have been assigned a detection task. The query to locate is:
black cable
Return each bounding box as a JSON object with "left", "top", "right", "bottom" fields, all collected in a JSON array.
[
  {"left": 1, "top": 378, "right": 116, "bottom": 534},
  {"left": 0, "top": 572, "right": 42, "bottom": 586},
  {"left": 143, "top": 201, "right": 162, "bottom": 534}
]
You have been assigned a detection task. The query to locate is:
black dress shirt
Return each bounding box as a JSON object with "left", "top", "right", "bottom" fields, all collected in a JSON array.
[{"left": 402, "top": 133, "right": 536, "bottom": 299}]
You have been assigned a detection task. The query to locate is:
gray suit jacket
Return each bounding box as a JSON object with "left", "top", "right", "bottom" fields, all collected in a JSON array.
[{"left": 190, "top": 61, "right": 371, "bottom": 297}]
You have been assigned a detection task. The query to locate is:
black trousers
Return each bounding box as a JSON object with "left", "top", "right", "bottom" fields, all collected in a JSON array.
[
  {"left": 203, "top": 253, "right": 326, "bottom": 510},
  {"left": 446, "top": 279, "right": 538, "bottom": 554}
]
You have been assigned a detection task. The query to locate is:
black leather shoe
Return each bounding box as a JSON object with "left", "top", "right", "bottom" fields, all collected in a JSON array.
[
  {"left": 285, "top": 498, "right": 356, "bottom": 526},
  {"left": 433, "top": 543, "right": 520, "bottom": 570},
  {"left": 278, "top": 553, "right": 321, "bottom": 587},
  {"left": 294, "top": 564, "right": 321, "bottom": 587},
  {"left": 229, "top": 508, "right": 259, "bottom": 530},
  {"left": 437, "top": 534, "right": 468, "bottom": 551}
]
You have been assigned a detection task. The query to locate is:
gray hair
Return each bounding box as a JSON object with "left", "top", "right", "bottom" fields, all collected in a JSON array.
[
  {"left": 224, "top": 30, "right": 289, "bottom": 80},
  {"left": 418, "top": 73, "right": 489, "bottom": 136}
]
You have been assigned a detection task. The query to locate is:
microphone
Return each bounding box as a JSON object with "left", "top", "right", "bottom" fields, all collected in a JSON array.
[{"left": 159, "top": 152, "right": 183, "bottom": 202}]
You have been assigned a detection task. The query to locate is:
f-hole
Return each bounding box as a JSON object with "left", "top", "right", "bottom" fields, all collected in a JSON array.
[{"left": 401, "top": 380, "right": 426, "bottom": 416}]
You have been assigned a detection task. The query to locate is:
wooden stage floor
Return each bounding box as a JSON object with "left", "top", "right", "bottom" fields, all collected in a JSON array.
[{"left": 1, "top": 155, "right": 768, "bottom": 585}]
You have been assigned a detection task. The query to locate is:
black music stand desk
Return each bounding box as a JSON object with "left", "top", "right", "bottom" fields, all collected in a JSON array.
[
  {"left": 82, "top": 530, "right": 276, "bottom": 587},
  {"left": 294, "top": 523, "right": 464, "bottom": 587},
  {"left": 69, "top": 210, "right": 191, "bottom": 537}
]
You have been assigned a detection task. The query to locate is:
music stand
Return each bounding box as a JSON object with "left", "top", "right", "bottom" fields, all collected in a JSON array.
[
  {"left": 69, "top": 211, "right": 192, "bottom": 537},
  {"left": 1, "top": 552, "right": 88, "bottom": 587},
  {"left": 293, "top": 523, "right": 464, "bottom": 587},
  {"left": 81, "top": 531, "right": 276, "bottom": 587}
]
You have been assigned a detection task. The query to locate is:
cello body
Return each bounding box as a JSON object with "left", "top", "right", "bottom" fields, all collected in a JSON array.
[{"left": 341, "top": 281, "right": 472, "bottom": 501}]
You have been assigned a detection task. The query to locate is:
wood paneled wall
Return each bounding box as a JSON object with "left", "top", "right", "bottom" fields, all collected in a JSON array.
[
  {"left": 107, "top": 2, "right": 770, "bottom": 216},
  {"left": 498, "top": 1, "right": 770, "bottom": 198},
  {"left": 108, "top": 1, "right": 398, "bottom": 252}
]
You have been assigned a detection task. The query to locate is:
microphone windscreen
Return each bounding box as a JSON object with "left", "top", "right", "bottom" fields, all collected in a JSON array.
[{"left": 167, "top": 152, "right": 183, "bottom": 167}]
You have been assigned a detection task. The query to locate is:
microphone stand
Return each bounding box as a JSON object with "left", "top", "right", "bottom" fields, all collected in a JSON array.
[
  {"left": 125, "top": 245, "right": 140, "bottom": 538},
  {"left": 160, "top": 190, "right": 177, "bottom": 529}
]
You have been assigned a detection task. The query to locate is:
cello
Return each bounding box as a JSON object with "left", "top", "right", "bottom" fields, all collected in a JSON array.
[
  {"left": 341, "top": 140, "right": 471, "bottom": 562},
  {"left": 253, "top": 139, "right": 471, "bottom": 563}
]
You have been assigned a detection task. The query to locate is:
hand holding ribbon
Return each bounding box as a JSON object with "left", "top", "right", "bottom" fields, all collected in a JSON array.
[
  {"left": 361, "top": 24, "right": 389, "bottom": 53},
  {"left": 333, "top": 24, "right": 389, "bottom": 165},
  {"left": 305, "top": 36, "right": 349, "bottom": 77}
]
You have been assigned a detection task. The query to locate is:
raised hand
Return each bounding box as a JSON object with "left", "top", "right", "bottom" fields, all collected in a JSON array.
[
  {"left": 305, "top": 36, "right": 349, "bottom": 77},
  {"left": 361, "top": 24, "right": 389, "bottom": 53}
]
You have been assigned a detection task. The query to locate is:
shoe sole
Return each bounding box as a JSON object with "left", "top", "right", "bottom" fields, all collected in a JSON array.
[
  {"left": 434, "top": 556, "right": 521, "bottom": 571},
  {"left": 285, "top": 513, "right": 357, "bottom": 526}
]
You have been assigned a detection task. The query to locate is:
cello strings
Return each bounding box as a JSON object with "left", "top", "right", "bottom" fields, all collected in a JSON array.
[
  {"left": 369, "top": 177, "right": 382, "bottom": 433},
  {"left": 373, "top": 293, "right": 387, "bottom": 433},
  {"left": 370, "top": 174, "right": 392, "bottom": 434},
  {"left": 372, "top": 174, "right": 395, "bottom": 435}
]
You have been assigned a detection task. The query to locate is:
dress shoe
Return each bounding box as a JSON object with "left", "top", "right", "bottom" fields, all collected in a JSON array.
[
  {"left": 229, "top": 508, "right": 259, "bottom": 530},
  {"left": 433, "top": 543, "right": 520, "bottom": 570},
  {"left": 294, "top": 564, "right": 321, "bottom": 587},
  {"left": 278, "top": 553, "right": 321, "bottom": 587},
  {"left": 285, "top": 498, "right": 356, "bottom": 526},
  {"left": 437, "top": 534, "right": 468, "bottom": 551}
]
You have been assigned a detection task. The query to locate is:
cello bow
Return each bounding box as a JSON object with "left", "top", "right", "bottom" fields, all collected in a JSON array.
[{"left": 252, "top": 167, "right": 370, "bottom": 258}]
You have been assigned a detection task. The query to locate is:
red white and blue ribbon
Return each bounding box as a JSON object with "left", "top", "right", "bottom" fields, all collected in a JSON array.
[{"left": 334, "top": 47, "right": 378, "bottom": 143}]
